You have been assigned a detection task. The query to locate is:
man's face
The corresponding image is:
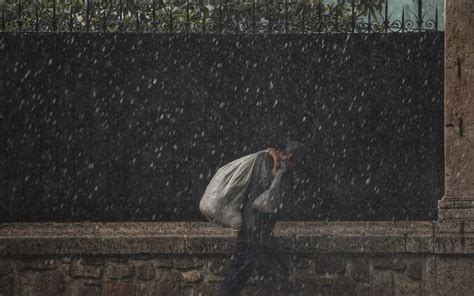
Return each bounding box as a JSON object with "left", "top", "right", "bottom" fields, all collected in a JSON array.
[{"left": 279, "top": 150, "right": 299, "bottom": 170}]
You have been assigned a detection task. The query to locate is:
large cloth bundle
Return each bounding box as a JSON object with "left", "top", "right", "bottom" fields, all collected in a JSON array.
[{"left": 199, "top": 151, "right": 263, "bottom": 230}]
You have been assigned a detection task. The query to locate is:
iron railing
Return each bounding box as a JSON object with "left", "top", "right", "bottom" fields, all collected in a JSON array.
[{"left": 1, "top": 0, "right": 441, "bottom": 33}]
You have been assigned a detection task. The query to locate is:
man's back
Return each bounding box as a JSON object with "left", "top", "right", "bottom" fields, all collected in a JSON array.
[{"left": 239, "top": 151, "right": 290, "bottom": 246}]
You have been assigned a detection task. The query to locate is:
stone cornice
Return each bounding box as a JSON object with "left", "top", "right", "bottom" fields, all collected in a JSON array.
[{"left": 0, "top": 222, "right": 438, "bottom": 256}]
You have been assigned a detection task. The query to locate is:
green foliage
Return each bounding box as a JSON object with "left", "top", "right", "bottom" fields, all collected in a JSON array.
[{"left": 2, "top": 0, "right": 385, "bottom": 32}]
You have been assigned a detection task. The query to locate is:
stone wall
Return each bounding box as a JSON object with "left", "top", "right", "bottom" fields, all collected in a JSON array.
[
  {"left": 0, "top": 254, "right": 429, "bottom": 296},
  {"left": 1, "top": 221, "right": 472, "bottom": 296}
]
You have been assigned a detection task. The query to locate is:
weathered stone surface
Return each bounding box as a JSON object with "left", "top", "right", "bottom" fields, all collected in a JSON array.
[
  {"left": 137, "top": 262, "right": 155, "bottom": 281},
  {"left": 0, "top": 277, "right": 13, "bottom": 296},
  {"left": 17, "top": 259, "right": 59, "bottom": 271},
  {"left": 34, "top": 273, "right": 64, "bottom": 296},
  {"left": 241, "top": 285, "right": 268, "bottom": 296},
  {"left": 407, "top": 262, "right": 422, "bottom": 280},
  {"left": 155, "top": 258, "right": 173, "bottom": 268},
  {"left": 173, "top": 258, "right": 203, "bottom": 269},
  {"left": 398, "top": 277, "right": 421, "bottom": 296},
  {"left": 294, "top": 257, "right": 313, "bottom": 269},
  {"left": 103, "top": 282, "right": 136, "bottom": 296},
  {"left": 105, "top": 262, "right": 134, "bottom": 280},
  {"left": 207, "top": 274, "right": 225, "bottom": 283},
  {"left": 372, "top": 258, "right": 406, "bottom": 272},
  {"left": 316, "top": 275, "right": 336, "bottom": 287},
  {"left": 315, "top": 256, "right": 347, "bottom": 274},
  {"left": 424, "top": 256, "right": 437, "bottom": 296},
  {"left": 18, "top": 273, "right": 36, "bottom": 295},
  {"left": 0, "top": 222, "right": 435, "bottom": 256},
  {"left": 435, "top": 220, "right": 474, "bottom": 253},
  {"left": 350, "top": 257, "right": 369, "bottom": 282},
  {"left": 77, "top": 283, "right": 102, "bottom": 296},
  {"left": 156, "top": 270, "right": 181, "bottom": 295},
  {"left": 291, "top": 266, "right": 315, "bottom": 281},
  {"left": 208, "top": 258, "right": 228, "bottom": 276},
  {"left": 0, "top": 263, "right": 13, "bottom": 277},
  {"left": 332, "top": 276, "right": 357, "bottom": 296},
  {"left": 182, "top": 270, "right": 203, "bottom": 283},
  {"left": 71, "top": 261, "right": 103, "bottom": 279},
  {"left": 371, "top": 271, "right": 393, "bottom": 295},
  {"left": 436, "top": 256, "right": 474, "bottom": 296},
  {"left": 189, "top": 282, "right": 220, "bottom": 296},
  {"left": 136, "top": 282, "right": 156, "bottom": 296},
  {"left": 439, "top": 0, "right": 474, "bottom": 221},
  {"left": 354, "top": 283, "right": 370, "bottom": 296},
  {"left": 79, "top": 258, "right": 105, "bottom": 266}
]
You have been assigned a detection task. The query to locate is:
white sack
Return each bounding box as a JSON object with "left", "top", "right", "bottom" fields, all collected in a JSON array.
[{"left": 199, "top": 151, "right": 264, "bottom": 230}]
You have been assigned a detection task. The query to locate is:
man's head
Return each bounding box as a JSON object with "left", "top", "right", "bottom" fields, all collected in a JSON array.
[{"left": 275, "top": 141, "right": 306, "bottom": 170}]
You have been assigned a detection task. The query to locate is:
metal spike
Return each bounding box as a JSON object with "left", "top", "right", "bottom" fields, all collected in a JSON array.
[{"left": 401, "top": 6, "right": 405, "bottom": 33}]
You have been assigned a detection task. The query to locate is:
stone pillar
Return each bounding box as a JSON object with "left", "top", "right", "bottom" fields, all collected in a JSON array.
[{"left": 438, "top": 0, "right": 474, "bottom": 222}]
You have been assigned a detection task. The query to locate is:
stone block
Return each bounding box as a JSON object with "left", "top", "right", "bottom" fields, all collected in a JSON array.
[
  {"left": 136, "top": 282, "right": 156, "bottom": 296},
  {"left": 18, "top": 259, "right": 59, "bottom": 271},
  {"left": 397, "top": 277, "right": 421, "bottom": 296},
  {"left": 372, "top": 257, "right": 406, "bottom": 272},
  {"left": 70, "top": 261, "right": 103, "bottom": 279},
  {"left": 293, "top": 257, "right": 313, "bottom": 269},
  {"left": 105, "top": 262, "right": 134, "bottom": 280},
  {"left": 371, "top": 271, "right": 393, "bottom": 295},
  {"left": 424, "top": 256, "right": 437, "bottom": 296},
  {"left": 315, "top": 256, "right": 347, "bottom": 274},
  {"left": 137, "top": 263, "right": 155, "bottom": 281},
  {"left": 331, "top": 276, "right": 357, "bottom": 296},
  {"left": 155, "top": 259, "right": 173, "bottom": 268},
  {"left": 34, "top": 273, "right": 64, "bottom": 296},
  {"left": 77, "top": 283, "right": 102, "bottom": 296},
  {"left": 207, "top": 275, "right": 224, "bottom": 283},
  {"left": 0, "top": 263, "right": 13, "bottom": 277},
  {"left": 208, "top": 258, "right": 228, "bottom": 276},
  {"left": 291, "top": 266, "right": 315, "bottom": 281},
  {"left": 316, "top": 275, "right": 336, "bottom": 287},
  {"left": 407, "top": 262, "right": 422, "bottom": 280},
  {"left": 79, "top": 258, "right": 105, "bottom": 266},
  {"left": 173, "top": 258, "right": 203, "bottom": 270},
  {"left": 0, "top": 277, "right": 13, "bottom": 296},
  {"left": 188, "top": 282, "right": 220, "bottom": 296},
  {"left": 354, "top": 283, "right": 370, "bottom": 296},
  {"left": 18, "top": 273, "right": 36, "bottom": 295},
  {"left": 436, "top": 256, "right": 474, "bottom": 296},
  {"left": 350, "top": 257, "right": 369, "bottom": 282},
  {"left": 182, "top": 270, "right": 203, "bottom": 283},
  {"left": 156, "top": 269, "right": 181, "bottom": 295},
  {"left": 103, "top": 283, "right": 136, "bottom": 296}
]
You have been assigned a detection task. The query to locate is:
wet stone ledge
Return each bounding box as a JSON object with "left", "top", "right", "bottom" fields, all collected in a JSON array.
[{"left": 0, "top": 221, "right": 434, "bottom": 255}]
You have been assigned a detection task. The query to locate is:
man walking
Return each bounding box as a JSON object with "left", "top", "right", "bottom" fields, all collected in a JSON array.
[{"left": 219, "top": 141, "right": 306, "bottom": 296}]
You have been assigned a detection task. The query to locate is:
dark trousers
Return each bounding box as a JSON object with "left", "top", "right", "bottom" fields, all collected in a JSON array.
[{"left": 219, "top": 241, "right": 290, "bottom": 296}]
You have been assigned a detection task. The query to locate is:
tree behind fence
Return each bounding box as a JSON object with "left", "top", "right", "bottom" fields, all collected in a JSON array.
[{"left": 1, "top": 0, "right": 441, "bottom": 33}]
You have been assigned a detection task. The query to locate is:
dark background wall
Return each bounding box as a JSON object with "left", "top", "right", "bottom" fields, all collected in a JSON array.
[{"left": 0, "top": 33, "right": 443, "bottom": 222}]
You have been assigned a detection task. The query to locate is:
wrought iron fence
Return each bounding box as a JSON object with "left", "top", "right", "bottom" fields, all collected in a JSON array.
[{"left": 1, "top": 0, "right": 440, "bottom": 33}]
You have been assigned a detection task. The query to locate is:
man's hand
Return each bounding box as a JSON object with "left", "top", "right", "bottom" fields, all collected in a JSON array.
[
  {"left": 268, "top": 148, "right": 281, "bottom": 176},
  {"left": 278, "top": 159, "right": 288, "bottom": 172}
]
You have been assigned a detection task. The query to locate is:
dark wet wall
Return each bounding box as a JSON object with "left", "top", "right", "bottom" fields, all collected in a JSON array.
[{"left": 0, "top": 33, "right": 444, "bottom": 222}]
